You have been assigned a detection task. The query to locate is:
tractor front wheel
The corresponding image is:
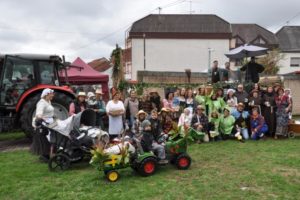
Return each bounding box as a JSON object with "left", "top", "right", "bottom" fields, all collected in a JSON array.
[
  {"left": 106, "top": 170, "right": 120, "bottom": 182},
  {"left": 138, "top": 157, "right": 157, "bottom": 177},
  {"left": 175, "top": 153, "right": 191, "bottom": 170}
]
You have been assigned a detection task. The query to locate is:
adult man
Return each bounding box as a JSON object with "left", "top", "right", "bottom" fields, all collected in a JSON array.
[
  {"left": 241, "top": 57, "right": 264, "bottom": 83},
  {"left": 235, "top": 84, "right": 249, "bottom": 110},
  {"left": 211, "top": 60, "right": 220, "bottom": 83},
  {"left": 94, "top": 89, "right": 106, "bottom": 129},
  {"left": 222, "top": 62, "right": 230, "bottom": 81}
]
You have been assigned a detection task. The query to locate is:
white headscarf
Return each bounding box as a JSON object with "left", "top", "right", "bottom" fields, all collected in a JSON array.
[{"left": 41, "top": 88, "right": 54, "bottom": 98}]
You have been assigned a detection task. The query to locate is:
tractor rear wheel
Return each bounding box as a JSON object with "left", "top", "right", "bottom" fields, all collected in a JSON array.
[
  {"left": 20, "top": 92, "right": 73, "bottom": 137},
  {"left": 138, "top": 157, "right": 157, "bottom": 177}
]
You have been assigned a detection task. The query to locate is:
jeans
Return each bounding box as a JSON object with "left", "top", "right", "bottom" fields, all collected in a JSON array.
[
  {"left": 241, "top": 128, "right": 249, "bottom": 140},
  {"left": 152, "top": 142, "right": 166, "bottom": 160}
]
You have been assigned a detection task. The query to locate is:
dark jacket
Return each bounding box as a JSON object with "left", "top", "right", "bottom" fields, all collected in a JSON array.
[
  {"left": 211, "top": 67, "right": 221, "bottom": 83},
  {"left": 241, "top": 62, "right": 264, "bottom": 83},
  {"left": 149, "top": 118, "right": 162, "bottom": 141},
  {"left": 141, "top": 130, "right": 154, "bottom": 152},
  {"left": 191, "top": 114, "right": 209, "bottom": 132},
  {"left": 73, "top": 100, "right": 87, "bottom": 114}
]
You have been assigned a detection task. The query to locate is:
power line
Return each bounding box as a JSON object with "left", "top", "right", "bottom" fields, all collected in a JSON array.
[{"left": 71, "top": 0, "right": 188, "bottom": 52}]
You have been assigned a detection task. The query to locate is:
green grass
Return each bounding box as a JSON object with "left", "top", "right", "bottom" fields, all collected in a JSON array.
[
  {"left": 0, "top": 139, "right": 300, "bottom": 200},
  {"left": 0, "top": 132, "right": 25, "bottom": 141}
]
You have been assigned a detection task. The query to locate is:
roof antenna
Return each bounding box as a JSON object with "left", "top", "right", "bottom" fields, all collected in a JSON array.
[
  {"left": 189, "top": 1, "right": 195, "bottom": 14},
  {"left": 158, "top": 7, "right": 162, "bottom": 14}
]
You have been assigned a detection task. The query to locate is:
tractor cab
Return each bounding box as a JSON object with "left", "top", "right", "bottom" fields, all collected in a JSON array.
[
  {"left": 0, "top": 54, "right": 65, "bottom": 108},
  {"left": 0, "top": 54, "right": 74, "bottom": 135}
]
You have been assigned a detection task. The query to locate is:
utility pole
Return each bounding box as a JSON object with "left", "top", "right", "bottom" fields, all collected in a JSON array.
[{"left": 143, "top": 33, "right": 146, "bottom": 70}]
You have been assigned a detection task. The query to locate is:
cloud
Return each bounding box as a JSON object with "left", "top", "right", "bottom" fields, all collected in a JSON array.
[{"left": 0, "top": 0, "right": 299, "bottom": 62}]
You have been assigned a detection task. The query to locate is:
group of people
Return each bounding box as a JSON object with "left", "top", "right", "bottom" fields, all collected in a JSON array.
[
  {"left": 96, "top": 83, "right": 292, "bottom": 144},
  {"left": 31, "top": 80, "right": 293, "bottom": 162}
]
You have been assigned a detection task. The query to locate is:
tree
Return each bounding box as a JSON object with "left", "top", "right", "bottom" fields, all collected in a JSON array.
[
  {"left": 110, "top": 44, "right": 124, "bottom": 88},
  {"left": 257, "top": 48, "right": 284, "bottom": 75}
]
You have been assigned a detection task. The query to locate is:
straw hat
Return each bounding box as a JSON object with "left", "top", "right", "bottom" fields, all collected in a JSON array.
[
  {"left": 136, "top": 110, "right": 148, "bottom": 118},
  {"left": 196, "top": 105, "right": 205, "bottom": 111},
  {"left": 77, "top": 91, "right": 87, "bottom": 97},
  {"left": 159, "top": 107, "right": 171, "bottom": 113},
  {"left": 95, "top": 89, "right": 103, "bottom": 94}
]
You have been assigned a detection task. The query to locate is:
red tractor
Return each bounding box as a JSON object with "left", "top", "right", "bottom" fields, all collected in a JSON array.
[{"left": 0, "top": 54, "right": 75, "bottom": 137}]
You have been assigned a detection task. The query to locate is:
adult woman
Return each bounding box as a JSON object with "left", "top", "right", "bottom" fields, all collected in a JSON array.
[
  {"left": 139, "top": 92, "right": 153, "bottom": 115},
  {"left": 250, "top": 83, "right": 264, "bottom": 97},
  {"left": 178, "top": 88, "right": 187, "bottom": 113},
  {"left": 195, "top": 86, "right": 206, "bottom": 108},
  {"left": 224, "top": 89, "right": 237, "bottom": 110},
  {"left": 250, "top": 107, "right": 268, "bottom": 140},
  {"left": 207, "top": 92, "right": 225, "bottom": 116},
  {"left": 124, "top": 90, "right": 139, "bottom": 128},
  {"left": 219, "top": 107, "right": 237, "bottom": 140},
  {"left": 163, "top": 92, "right": 174, "bottom": 111},
  {"left": 150, "top": 89, "right": 162, "bottom": 111},
  {"left": 249, "top": 90, "right": 262, "bottom": 114},
  {"left": 262, "top": 86, "right": 277, "bottom": 137},
  {"left": 106, "top": 91, "right": 125, "bottom": 138},
  {"left": 31, "top": 88, "right": 54, "bottom": 160},
  {"left": 69, "top": 91, "right": 87, "bottom": 116},
  {"left": 275, "top": 87, "right": 292, "bottom": 138},
  {"left": 185, "top": 88, "right": 195, "bottom": 115}
]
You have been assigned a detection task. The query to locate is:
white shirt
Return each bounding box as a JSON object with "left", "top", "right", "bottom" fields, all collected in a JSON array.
[
  {"left": 35, "top": 99, "right": 54, "bottom": 120},
  {"left": 106, "top": 100, "right": 125, "bottom": 135}
]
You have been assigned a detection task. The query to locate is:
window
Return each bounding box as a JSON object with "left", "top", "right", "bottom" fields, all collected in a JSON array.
[
  {"left": 39, "top": 61, "right": 56, "bottom": 84},
  {"left": 290, "top": 57, "right": 300, "bottom": 67},
  {"left": 253, "top": 37, "right": 267, "bottom": 45},
  {"left": 1, "top": 56, "right": 35, "bottom": 105}
]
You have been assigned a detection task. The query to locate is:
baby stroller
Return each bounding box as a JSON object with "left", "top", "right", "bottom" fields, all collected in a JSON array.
[{"left": 37, "top": 109, "right": 109, "bottom": 171}]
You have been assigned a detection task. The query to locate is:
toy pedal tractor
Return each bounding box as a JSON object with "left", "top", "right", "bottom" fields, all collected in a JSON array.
[{"left": 90, "top": 140, "right": 158, "bottom": 182}]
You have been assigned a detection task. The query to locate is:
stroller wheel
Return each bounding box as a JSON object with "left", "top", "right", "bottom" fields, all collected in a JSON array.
[
  {"left": 288, "top": 131, "right": 295, "bottom": 139},
  {"left": 48, "top": 153, "right": 70, "bottom": 172}
]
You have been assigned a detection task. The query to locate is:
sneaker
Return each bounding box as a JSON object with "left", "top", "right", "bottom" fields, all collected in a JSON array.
[
  {"left": 260, "top": 133, "right": 264, "bottom": 138},
  {"left": 158, "top": 159, "right": 169, "bottom": 165}
]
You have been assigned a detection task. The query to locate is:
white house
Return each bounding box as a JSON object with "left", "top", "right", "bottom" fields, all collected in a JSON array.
[
  {"left": 124, "top": 14, "right": 232, "bottom": 81},
  {"left": 276, "top": 26, "right": 300, "bottom": 74}
]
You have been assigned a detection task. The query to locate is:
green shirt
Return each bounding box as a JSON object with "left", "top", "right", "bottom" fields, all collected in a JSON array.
[
  {"left": 219, "top": 115, "right": 235, "bottom": 135},
  {"left": 209, "top": 117, "right": 220, "bottom": 135}
]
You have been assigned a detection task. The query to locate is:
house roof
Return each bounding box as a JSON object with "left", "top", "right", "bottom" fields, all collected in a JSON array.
[
  {"left": 88, "top": 57, "right": 111, "bottom": 72},
  {"left": 231, "top": 24, "right": 278, "bottom": 47},
  {"left": 276, "top": 26, "right": 300, "bottom": 52},
  {"left": 129, "top": 14, "right": 231, "bottom": 39}
]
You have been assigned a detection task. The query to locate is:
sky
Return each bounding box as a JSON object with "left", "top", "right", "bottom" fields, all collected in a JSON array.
[{"left": 0, "top": 0, "right": 299, "bottom": 62}]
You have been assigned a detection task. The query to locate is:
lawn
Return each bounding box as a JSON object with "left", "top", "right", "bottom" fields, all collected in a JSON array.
[
  {"left": 0, "top": 139, "right": 300, "bottom": 200},
  {"left": 0, "top": 132, "right": 25, "bottom": 141}
]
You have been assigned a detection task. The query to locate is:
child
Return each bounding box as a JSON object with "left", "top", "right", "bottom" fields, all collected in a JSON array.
[
  {"left": 178, "top": 108, "right": 192, "bottom": 127},
  {"left": 132, "top": 110, "right": 148, "bottom": 139},
  {"left": 141, "top": 120, "right": 168, "bottom": 164},
  {"left": 208, "top": 111, "right": 220, "bottom": 141}
]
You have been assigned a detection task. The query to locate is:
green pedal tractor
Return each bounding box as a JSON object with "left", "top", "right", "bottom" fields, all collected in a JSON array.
[{"left": 90, "top": 126, "right": 204, "bottom": 182}]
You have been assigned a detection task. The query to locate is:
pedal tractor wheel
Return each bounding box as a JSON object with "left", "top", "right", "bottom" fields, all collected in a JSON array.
[
  {"left": 288, "top": 131, "right": 295, "bottom": 138},
  {"left": 175, "top": 153, "right": 191, "bottom": 170},
  {"left": 106, "top": 170, "right": 120, "bottom": 182},
  {"left": 138, "top": 157, "right": 157, "bottom": 177},
  {"left": 48, "top": 153, "right": 70, "bottom": 172}
]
